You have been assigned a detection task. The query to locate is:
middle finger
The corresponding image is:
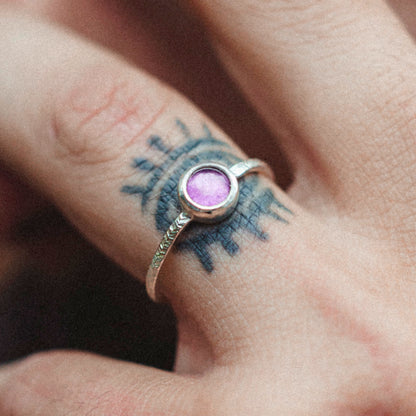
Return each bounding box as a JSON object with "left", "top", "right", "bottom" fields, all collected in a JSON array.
[{"left": 188, "top": 0, "right": 416, "bottom": 240}]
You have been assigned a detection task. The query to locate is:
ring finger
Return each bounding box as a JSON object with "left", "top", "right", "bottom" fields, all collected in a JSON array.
[{"left": 0, "top": 7, "right": 312, "bottom": 370}]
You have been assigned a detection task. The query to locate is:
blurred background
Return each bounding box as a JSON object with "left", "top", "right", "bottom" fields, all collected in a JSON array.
[{"left": 0, "top": 208, "right": 177, "bottom": 369}]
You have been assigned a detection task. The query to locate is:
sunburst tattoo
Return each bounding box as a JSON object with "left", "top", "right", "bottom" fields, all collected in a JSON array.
[{"left": 122, "top": 120, "right": 292, "bottom": 272}]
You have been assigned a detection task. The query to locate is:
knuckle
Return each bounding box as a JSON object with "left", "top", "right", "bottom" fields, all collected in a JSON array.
[{"left": 50, "top": 64, "right": 169, "bottom": 168}]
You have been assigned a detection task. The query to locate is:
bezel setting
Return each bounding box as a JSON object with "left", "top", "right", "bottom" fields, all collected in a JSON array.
[
  {"left": 145, "top": 157, "right": 273, "bottom": 303},
  {"left": 178, "top": 162, "right": 239, "bottom": 223}
]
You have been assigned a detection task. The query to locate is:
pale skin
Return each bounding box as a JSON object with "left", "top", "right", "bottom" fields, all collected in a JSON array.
[{"left": 0, "top": 0, "right": 416, "bottom": 414}]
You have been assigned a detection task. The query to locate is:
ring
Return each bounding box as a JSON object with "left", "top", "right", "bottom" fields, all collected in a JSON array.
[{"left": 146, "top": 158, "right": 274, "bottom": 302}]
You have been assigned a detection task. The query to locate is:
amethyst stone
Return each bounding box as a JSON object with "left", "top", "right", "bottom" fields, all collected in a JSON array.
[{"left": 186, "top": 168, "right": 231, "bottom": 207}]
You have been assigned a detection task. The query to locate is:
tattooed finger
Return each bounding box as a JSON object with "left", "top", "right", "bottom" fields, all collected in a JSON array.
[
  {"left": 122, "top": 119, "right": 292, "bottom": 275},
  {"left": 0, "top": 9, "right": 315, "bottom": 348}
]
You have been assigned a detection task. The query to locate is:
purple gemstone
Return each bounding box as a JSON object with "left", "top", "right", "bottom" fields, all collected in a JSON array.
[{"left": 186, "top": 168, "right": 231, "bottom": 207}]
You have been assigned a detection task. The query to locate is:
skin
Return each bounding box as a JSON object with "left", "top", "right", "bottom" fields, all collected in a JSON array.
[{"left": 0, "top": 0, "right": 415, "bottom": 414}]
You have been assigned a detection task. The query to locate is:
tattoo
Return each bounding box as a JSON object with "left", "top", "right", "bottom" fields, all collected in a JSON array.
[{"left": 122, "top": 120, "right": 292, "bottom": 272}]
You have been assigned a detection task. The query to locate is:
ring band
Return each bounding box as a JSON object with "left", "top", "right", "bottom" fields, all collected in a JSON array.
[{"left": 146, "top": 158, "right": 274, "bottom": 302}]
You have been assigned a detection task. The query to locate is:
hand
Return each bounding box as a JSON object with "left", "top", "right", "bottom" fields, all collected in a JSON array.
[{"left": 0, "top": 1, "right": 415, "bottom": 415}]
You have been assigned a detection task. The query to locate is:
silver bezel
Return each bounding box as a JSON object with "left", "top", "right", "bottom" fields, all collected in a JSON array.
[{"left": 178, "top": 162, "right": 239, "bottom": 223}]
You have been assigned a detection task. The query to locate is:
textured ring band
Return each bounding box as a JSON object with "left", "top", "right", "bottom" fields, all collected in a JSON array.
[{"left": 146, "top": 158, "right": 274, "bottom": 302}]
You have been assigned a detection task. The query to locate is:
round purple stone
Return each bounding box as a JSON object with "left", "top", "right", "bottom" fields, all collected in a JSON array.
[{"left": 186, "top": 168, "right": 231, "bottom": 207}]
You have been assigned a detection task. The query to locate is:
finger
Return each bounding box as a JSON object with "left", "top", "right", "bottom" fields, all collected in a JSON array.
[
  {"left": 16, "top": 0, "right": 292, "bottom": 187},
  {"left": 186, "top": 1, "right": 416, "bottom": 235},
  {"left": 1, "top": 10, "right": 411, "bottom": 395},
  {"left": 0, "top": 350, "right": 195, "bottom": 415},
  {"left": 0, "top": 8, "right": 313, "bottom": 363}
]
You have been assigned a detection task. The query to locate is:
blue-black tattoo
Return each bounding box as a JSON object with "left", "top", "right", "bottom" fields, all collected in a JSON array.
[{"left": 122, "top": 120, "right": 292, "bottom": 272}]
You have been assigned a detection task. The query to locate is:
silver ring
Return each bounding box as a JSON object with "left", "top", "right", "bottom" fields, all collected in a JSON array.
[{"left": 146, "top": 158, "right": 274, "bottom": 302}]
